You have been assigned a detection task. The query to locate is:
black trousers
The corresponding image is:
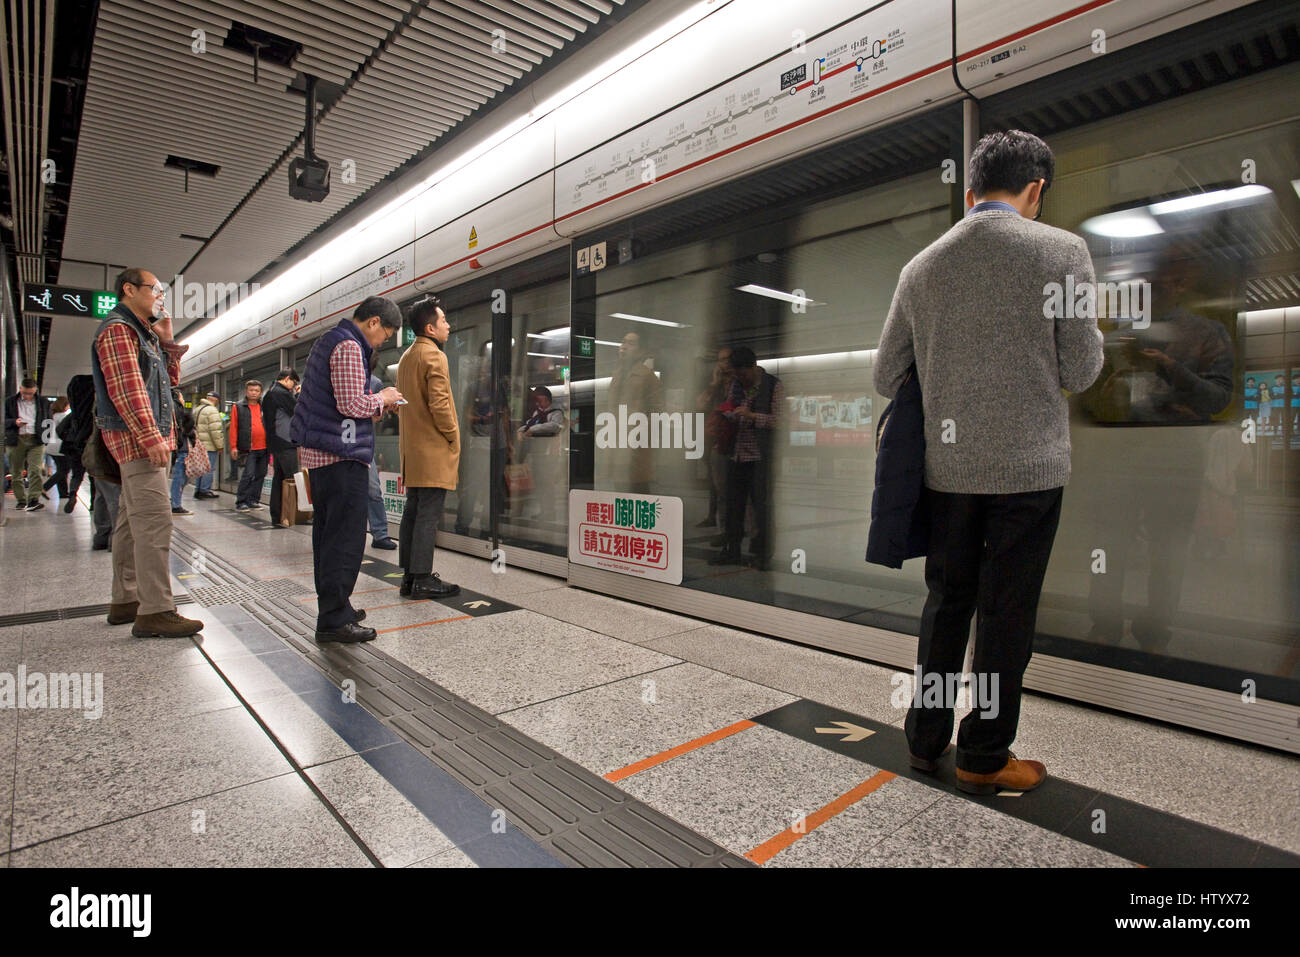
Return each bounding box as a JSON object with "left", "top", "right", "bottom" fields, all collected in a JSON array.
[
  {"left": 723, "top": 458, "right": 770, "bottom": 556},
  {"left": 399, "top": 486, "right": 447, "bottom": 576},
  {"left": 43, "top": 454, "right": 71, "bottom": 496},
  {"left": 269, "top": 448, "right": 299, "bottom": 524},
  {"left": 235, "top": 449, "right": 269, "bottom": 507},
  {"left": 904, "top": 487, "right": 1064, "bottom": 774},
  {"left": 309, "top": 461, "right": 368, "bottom": 631}
]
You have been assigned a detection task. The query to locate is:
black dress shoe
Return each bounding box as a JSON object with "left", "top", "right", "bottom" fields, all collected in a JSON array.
[
  {"left": 399, "top": 573, "right": 414, "bottom": 598},
  {"left": 708, "top": 547, "right": 741, "bottom": 566},
  {"left": 372, "top": 537, "right": 397, "bottom": 550},
  {"left": 909, "top": 742, "right": 954, "bottom": 773},
  {"left": 314, "top": 622, "right": 377, "bottom": 644},
  {"left": 411, "top": 573, "right": 460, "bottom": 600},
  {"left": 353, "top": 609, "right": 367, "bottom": 623}
]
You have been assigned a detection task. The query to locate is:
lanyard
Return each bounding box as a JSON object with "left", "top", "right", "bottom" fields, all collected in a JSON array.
[{"left": 966, "top": 200, "right": 1020, "bottom": 217}]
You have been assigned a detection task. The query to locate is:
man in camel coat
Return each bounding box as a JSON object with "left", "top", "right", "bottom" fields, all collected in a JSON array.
[{"left": 396, "top": 296, "right": 461, "bottom": 600}]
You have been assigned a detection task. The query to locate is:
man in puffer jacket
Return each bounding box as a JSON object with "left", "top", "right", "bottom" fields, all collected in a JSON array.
[{"left": 193, "top": 391, "right": 224, "bottom": 499}]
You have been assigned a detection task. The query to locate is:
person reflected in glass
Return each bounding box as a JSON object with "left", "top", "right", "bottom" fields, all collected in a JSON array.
[
  {"left": 517, "top": 385, "right": 566, "bottom": 526},
  {"left": 709, "top": 346, "right": 782, "bottom": 571},
  {"left": 697, "top": 346, "right": 734, "bottom": 543},
  {"left": 454, "top": 359, "right": 495, "bottom": 536},
  {"left": 1082, "top": 245, "right": 1234, "bottom": 653},
  {"left": 607, "top": 331, "right": 662, "bottom": 494}
]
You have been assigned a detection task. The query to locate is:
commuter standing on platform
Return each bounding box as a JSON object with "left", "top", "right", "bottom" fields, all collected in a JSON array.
[
  {"left": 874, "top": 130, "right": 1103, "bottom": 794},
  {"left": 90, "top": 267, "right": 204, "bottom": 637},
  {"left": 261, "top": 369, "right": 300, "bottom": 528},
  {"left": 396, "top": 297, "right": 461, "bottom": 599},
  {"left": 193, "top": 391, "right": 225, "bottom": 500},
  {"left": 230, "top": 380, "right": 268, "bottom": 511},
  {"left": 168, "top": 389, "right": 197, "bottom": 515},
  {"left": 5, "top": 377, "right": 52, "bottom": 510},
  {"left": 291, "top": 297, "right": 404, "bottom": 643}
]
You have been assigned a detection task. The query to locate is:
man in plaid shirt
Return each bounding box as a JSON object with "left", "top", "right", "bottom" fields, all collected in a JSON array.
[
  {"left": 292, "top": 297, "right": 404, "bottom": 643},
  {"left": 91, "top": 268, "right": 204, "bottom": 638}
]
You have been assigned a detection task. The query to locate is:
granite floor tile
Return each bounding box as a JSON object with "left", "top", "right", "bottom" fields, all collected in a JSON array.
[
  {"left": 513, "top": 586, "right": 707, "bottom": 645},
  {"left": 253, "top": 687, "right": 400, "bottom": 769},
  {"left": 855, "top": 792, "right": 1134, "bottom": 867},
  {"left": 7, "top": 773, "right": 371, "bottom": 867},
  {"left": 644, "top": 624, "right": 913, "bottom": 725},
  {"left": 1010, "top": 693, "right": 1300, "bottom": 854},
  {"left": 375, "top": 609, "right": 679, "bottom": 714},
  {"left": 10, "top": 704, "right": 292, "bottom": 847},
  {"left": 499, "top": 662, "right": 797, "bottom": 776},
  {"left": 306, "top": 752, "right": 458, "bottom": 868},
  {"left": 616, "top": 723, "right": 905, "bottom": 861},
  {"left": 417, "top": 550, "right": 563, "bottom": 597},
  {"left": 407, "top": 844, "right": 477, "bottom": 868},
  {"left": 0, "top": 708, "right": 14, "bottom": 853}
]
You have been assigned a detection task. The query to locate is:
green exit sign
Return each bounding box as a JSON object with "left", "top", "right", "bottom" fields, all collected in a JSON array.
[
  {"left": 576, "top": 336, "right": 594, "bottom": 358},
  {"left": 92, "top": 292, "right": 118, "bottom": 317}
]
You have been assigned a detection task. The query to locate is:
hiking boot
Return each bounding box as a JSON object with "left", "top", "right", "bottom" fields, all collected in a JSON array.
[
  {"left": 411, "top": 573, "right": 460, "bottom": 600},
  {"left": 132, "top": 610, "right": 204, "bottom": 638},
  {"left": 106, "top": 601, "right": 139, "bottom": 625},
  {"left": 955, "top": 752, "right": 1046, "bottom": 795}
]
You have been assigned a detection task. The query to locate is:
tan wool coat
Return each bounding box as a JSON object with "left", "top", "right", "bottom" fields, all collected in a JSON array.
[{"left": 398, "top": 335, "right": 460, "bottom": 489}]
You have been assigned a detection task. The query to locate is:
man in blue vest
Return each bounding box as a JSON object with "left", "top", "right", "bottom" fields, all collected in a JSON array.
[{"left": 291, "top": 297, "right": 404, "bottom": 643}]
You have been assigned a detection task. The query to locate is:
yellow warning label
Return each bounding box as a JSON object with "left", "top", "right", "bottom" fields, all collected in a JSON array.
[{"left": 468, "top": 226, "right": 478, "bottom": 250}]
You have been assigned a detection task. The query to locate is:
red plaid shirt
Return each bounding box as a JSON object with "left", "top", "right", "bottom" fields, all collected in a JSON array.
[
  {"left": 298, "top": 338, "right": 385, "bottom": 470},
  {"left": 94, "top": 322, "right": 187, "bottom": 464}
]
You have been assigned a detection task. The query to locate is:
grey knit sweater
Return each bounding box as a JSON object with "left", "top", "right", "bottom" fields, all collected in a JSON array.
[{"left": 874, "top": 210, "right": 1104, "bottom": 494}]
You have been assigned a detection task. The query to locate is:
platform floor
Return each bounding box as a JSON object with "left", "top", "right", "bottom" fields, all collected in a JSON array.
[{"left": 1, "top": 486, "right": 1297, "bottom": 868}]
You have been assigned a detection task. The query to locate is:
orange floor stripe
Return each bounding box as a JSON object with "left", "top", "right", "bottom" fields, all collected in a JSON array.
[
  {"left": 376, "top": 615, "right": 472, "bottom": 633},
  {"left": 604, "top": 720, "right": 756, "bottom": 783},
  {"left": 745, "top": 770, "right": 897, "bottom": 866},
  {"left": 355, "top": 599, "right": 431, "bottom": 613}
]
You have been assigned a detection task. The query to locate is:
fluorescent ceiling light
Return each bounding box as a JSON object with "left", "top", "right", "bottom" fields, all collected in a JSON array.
[
  {"left": 1080, "top": 210, "right": 1163, "bottom": 238},
  {"left": 527, "top": 352, "right": 562, "bottom": 359},
  {"left": 609, "top": 312, "right": 687, "bottom": 328},
  {"left": 1148, "top": 184, "right": 1271, "bottom": 216},
  {"left": 1293, "top": 179, "right": 1300, "bottom": 200},
  {"left": 596, "top": 340, "right": 621, "bottom": 347},
  {"left": 735, "top": 284, "right": 823, "bottom": 306}
]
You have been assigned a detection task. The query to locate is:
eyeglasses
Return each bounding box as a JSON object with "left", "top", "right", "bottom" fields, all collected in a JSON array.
[
  {"left": 129, "top": 281, "right": 165, "bottom": 296},
  {"left": 1034, "top": 182, "right": 1049, "bottom": 222}
]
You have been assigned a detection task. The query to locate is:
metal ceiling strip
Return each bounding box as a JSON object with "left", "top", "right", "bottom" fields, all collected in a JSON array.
[
  {"left": 393, "top": 23, "right": 527, "bottom": 81},
  {"left": 325, "top": 87, "right": 463, "bottom": 131},
  {"left": 441, "top": 0, "right": 575, "bottom": 46},
  {"left": 536, "top": 0, "right": 607, "bottom": 23},
  {"left": 378, "top": 38, "right": 512, "bottom": 96},
  {"left": 363, "top": 54, "right": 497, "bottom": 102},
  {"left": 419, "top": 5, "right": 551, "bottom": 60},
  {"left": 84, "top": 57, "right": 306, "bottom": 122},
  {"left": 92, "top": 19, "right": 304, "bottom": 88},
  {"left": 477, "top": 0, "right": 587, "bottom": 37},
  {"left": 193, "top": 0, "right": 389, "bottom": 58}
]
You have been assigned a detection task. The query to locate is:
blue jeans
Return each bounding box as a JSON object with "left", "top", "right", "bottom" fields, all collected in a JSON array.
[
  {"left": 170, "top": 455, "right": 189, "bottom": 508},
  {"left": 367, "top": 459, "right": 389, "bottom": 539},
  {"left": 195, "top": 450, "right": 217, "bottom": 493}
]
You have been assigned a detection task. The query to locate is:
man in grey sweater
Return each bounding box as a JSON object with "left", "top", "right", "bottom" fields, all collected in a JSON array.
[{"left": 874, "top": 130, "right": 1103, "bottom": 795}]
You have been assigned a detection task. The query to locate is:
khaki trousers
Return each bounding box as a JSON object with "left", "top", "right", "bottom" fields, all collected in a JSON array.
[
  {"left": 5, "top": 435, "right": 45, "bottom": 505},
  {"left": 111, "top": 457, "right": 176, "bottom": 614}
]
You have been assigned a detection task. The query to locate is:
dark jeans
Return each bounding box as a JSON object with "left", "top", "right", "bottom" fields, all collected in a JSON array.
[
  {"left": 235, "top": 449, "right": 269, "bottom": 507},
  {"left": 309, "top": 461, "right": 368, "bottom": 631},
  {"left": 43, "top": 454, "right": 71, "bottom": 497},
  {"left": 91, "top": 477, "right": 121, "bottom": 547},
  {"left": 269, "top": 448, "right": 299, "bottom": 524},
  {"left": 723, "top": 458, "right": 770, "bottom": 556},
  {"left": 399, "top": 486, "right": 447, "bottom": 576},
  {"left": 904, "top": 487, "right": 1064, "bottom": 774}
]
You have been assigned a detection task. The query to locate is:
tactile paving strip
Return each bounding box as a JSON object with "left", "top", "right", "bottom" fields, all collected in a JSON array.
[
  {"left": 187, "top": 579, "right": 310, "bottom": 606},
  {"left": 0, "top": 596, "right": 194, "bottom": 628},
  {"left": 170, "top": 529, "right": 749, "bottom": 868}
]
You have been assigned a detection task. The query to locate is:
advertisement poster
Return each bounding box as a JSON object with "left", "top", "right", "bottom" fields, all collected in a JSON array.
[
  {"left": 1245, "top": 370, "right": 1287, "bottom": 449},
  {"left": 569, "top": 490, "right": 683, "bottom": 585},
  {"left": 788, "top": 394, "right": 872, "bottom": 446}
]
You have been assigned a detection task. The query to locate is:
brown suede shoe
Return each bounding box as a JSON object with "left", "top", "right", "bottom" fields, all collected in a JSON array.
[
  {"left": 955, "top": 752, "right": 1046, "bottom": 795},
  {"left": 132, "top": 610, "right": 204, "bottom": 639},
  {"left": 106, "top": 602, "right": 139, "bottom": 625}
]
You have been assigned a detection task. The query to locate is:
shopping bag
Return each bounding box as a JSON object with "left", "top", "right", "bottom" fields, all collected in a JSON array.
[
  {"left": 184, "top": 442, "right": 211, "bottom": 479},
  {"left": 282, "top": 479, "right": 313, "bottom": 526},
  {"left": 293, "top": 470, "right": 314, "bottom": 513},
  {"left": 504, "top": 463, "right": 533, "bottom": 493}
]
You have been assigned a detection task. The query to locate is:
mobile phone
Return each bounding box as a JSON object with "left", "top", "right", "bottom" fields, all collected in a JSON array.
[{"left": 395, "top": 398, "right": 408, "bottom": 405}]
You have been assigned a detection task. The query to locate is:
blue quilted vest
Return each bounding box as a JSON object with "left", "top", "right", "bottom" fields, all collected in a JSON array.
[{"left": 291, "top": 318, "right": 375, "bottom": 465}]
